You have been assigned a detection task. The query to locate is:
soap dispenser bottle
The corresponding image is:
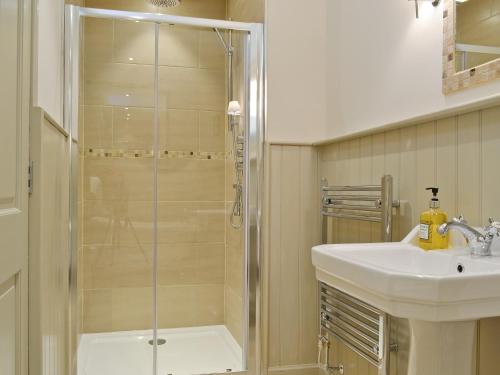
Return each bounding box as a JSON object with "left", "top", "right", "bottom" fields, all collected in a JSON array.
[{"left": 419, "top": 187, "right": 449, "bottom": 250}]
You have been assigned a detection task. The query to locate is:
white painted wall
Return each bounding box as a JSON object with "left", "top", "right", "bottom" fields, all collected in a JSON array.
[
  {"left": 33, "top": 0, "right": 65, "bottom": 126},
  {"left": 326, "top": 0, "right": 500, "bottom": 141},
  {"left": 266, "top": 0, "right": 328, "bottom": 144}
]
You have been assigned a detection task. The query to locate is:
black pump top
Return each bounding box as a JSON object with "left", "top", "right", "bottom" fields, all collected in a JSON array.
[
  {"left": 426, "top": 187, "right": 439, "bottom": 200},
  {"left": 426, "top": 187, "right": 440, "bottom": 208}
]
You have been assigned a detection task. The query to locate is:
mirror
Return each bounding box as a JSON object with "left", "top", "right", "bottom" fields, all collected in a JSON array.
[
  {"left": 442, "top": 0, "right": 500, "bottom": 93},
  {"left": 455, "top": 0, "right": 500, "bottom": 71}
]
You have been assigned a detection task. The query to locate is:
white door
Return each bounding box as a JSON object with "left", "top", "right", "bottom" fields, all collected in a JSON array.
[{"left": 0, "top": 0, "right": 31, "bottom": 373}]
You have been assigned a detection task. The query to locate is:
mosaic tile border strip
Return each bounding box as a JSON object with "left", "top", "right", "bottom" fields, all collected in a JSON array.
[
  {"left": 443, "top": 0, "right": 500, "bottom": 94},
  {"left": 85, "top": 148, "right": 227, "bottom": 160}
]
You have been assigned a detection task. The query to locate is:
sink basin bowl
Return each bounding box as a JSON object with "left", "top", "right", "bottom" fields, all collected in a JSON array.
[
  {"left": 312, "top": 227, "right": 500, "bottom": 322},
  {"left": 312, "top": 227, "right": 500, "bottom": 375}
]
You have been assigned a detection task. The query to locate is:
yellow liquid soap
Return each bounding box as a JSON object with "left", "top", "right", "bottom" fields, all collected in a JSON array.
[
  {"left": 419, "top": 208, "right": 448, "bottom": 250},
  {"left": 418, "top": 187, "right": 449, "bottom": 250}
]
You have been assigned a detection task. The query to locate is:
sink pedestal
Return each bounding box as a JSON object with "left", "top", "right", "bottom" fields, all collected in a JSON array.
[{"left": 408, "top": 320, "right": 476, "bottom": 375}]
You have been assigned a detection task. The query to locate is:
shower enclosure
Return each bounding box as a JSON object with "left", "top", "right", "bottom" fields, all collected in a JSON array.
[{"left": 65, "top": 6, "right": 264, "bottom": 375}]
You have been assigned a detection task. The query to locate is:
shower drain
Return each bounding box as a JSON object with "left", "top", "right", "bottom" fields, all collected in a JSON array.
[{"left": 148, "top": 338, "right": 167, "bottom": 346}]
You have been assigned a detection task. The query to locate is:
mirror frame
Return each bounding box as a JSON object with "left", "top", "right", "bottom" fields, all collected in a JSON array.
[{"left": 442, "top": 0, "right": 500, "bottom": 94}]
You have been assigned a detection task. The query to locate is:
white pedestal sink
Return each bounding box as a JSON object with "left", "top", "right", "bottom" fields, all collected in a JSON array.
[{"left": 312, "top": 227, "right": 500, "bottom": 375}]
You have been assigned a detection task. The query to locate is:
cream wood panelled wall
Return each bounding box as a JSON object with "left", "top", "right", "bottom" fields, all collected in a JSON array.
[
  {"left": 265, "top": 104, "right": 500, "bottom": 375},
  {"left": 317, "top": 104, "right": 500, "bottom": 375},
  {"left": 29, "top": 109, "right": 70, "bottom": 375},
  {"left": 267, "top": 145, "right": 321, "bottom": 374}
]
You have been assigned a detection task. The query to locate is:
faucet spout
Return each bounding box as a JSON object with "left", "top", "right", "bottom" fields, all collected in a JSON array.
[
  {"left": 438, "top": 220, "right": 483, "bottom": 243},
  {"left": 438, "top": 216, "right": 499, "bottom": 257}
]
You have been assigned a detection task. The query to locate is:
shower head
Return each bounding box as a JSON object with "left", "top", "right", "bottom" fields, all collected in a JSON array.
[
  {"left": 148, "top": 0, "right": 180, "bottom": 7},
  {"left": 227, "top": 101, "right": 241, "bottom": 116}
]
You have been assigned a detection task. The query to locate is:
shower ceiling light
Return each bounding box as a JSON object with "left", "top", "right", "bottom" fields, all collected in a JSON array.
[{"left": 148, "top": 0, "right": 181, "bottom": 7}]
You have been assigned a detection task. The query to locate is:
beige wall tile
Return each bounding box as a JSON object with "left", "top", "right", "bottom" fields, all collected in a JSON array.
[
  {"left": 113, "top": 20, "right": 155, "bottom": 65},
  {"left": 225, "top": 286, "right": 243, "bottom": 345},
  {"left": 84, "top": 0, "right": 226, "bottom": 20},
  {"left": 158, "top": 158, "right": 225, "bottom": 201},
  {"left": 84, "top": 158, "right": 154, "bottom": 201},
  {"left": 157, "top": 243, "right": 225, "bottom": 285},
  {"left": 154, "top": 0, "right": 226, "bottom": 19},
  {"left": 83, "top": 245, "right": 153, "bottom": 289},
  {"left": 157, "top": 284, "right": 225, "bottom": 328},
  {"left": 111, "top": 287, "right": 153, "bottom": 331},
  {"left": 83, "top": 200, "right": 154, "bottom": 245},
  {"left": 83, "top": 289, "right": 113, "bottom": 332},
  {"left": 84, "top": 18, "right": 113, "bottom": 63},
  {"left": 199, "top": 111, "right": 225, "bottom": 152},
  {"left": 227, "top": 0, "right": 264, "bottom": 22},
  {"left": 157, "top": 285, "right": 197, "bottom": 328},
  {"left": 83, "top": 105, "right": 113, "bottom": 149},
  {"left": 113, "top": 106, "right": 155, "bottom": 149},
  {"left": 161, "top": 109, "right": 199, "bottom": 151},
  {"left": 81, "top": 0, "right": 231, "bottom": 337},
  {"left": 194, "top": 284, "right": 225, "bottom": 325},
  {"left": 159, "top": 66, "right": 225, "bottom": 111},
  {"left": 159, "top": 25, "right": 199, "bottom": 68},
  {"left": 226, "top": 203, "right": 244, "bottom": 293},
  {"left": 85, "top": 62, "right": 154, "bottom": 107},
  {"left": 199, "top": 29, "right": 226, "bottom": 69},
  {"left": 157, "top": 202, "right": 225, "bottom": 244},
  {"left": 84, "top": 0, "right": 157, "bottom": 13}
]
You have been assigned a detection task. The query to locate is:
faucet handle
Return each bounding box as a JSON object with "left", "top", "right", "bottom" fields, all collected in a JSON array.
[
  {"left": 485, "top": 218, "right": 500, "bottom": 237},
  {"left": 454, "top": 215, "right": 467, "bottom": 224}
]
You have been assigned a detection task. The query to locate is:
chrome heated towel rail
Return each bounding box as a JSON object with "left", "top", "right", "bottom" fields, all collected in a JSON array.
[
  {"left": 318, "top": 175, "right": 400, "bottom": 374},
  {"left": 319, "top": 283, "right": 390, "bottom": 373},
  {"left": 321, "top": 175, "right": 399, "bottom": 242}
]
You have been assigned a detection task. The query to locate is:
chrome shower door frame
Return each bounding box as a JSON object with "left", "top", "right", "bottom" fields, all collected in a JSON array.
[{"left": 64, "top": 5, "right": 265, "bottom": 375}]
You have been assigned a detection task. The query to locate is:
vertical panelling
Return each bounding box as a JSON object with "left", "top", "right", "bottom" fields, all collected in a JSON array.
[
  {"left": 316, "top": 104, "right": 500, "bottom": 374},
  {"left": 336, "top": 142, "right": 350, "bottom": 243},
  {"left": 415, "top": 122, "right": 437, "bottom": 218},
  {"left": 384, "top": 130, "right": 401, "bottom": 241},
  {"left": 371, "top": 133, "right": 385, "bottom": 242},
  {"left": 436, "top": 117, "right": 458, "bottom": 218},
  {"left": 457, "top": 112, "right": 482, "bottom": 225},
  {"left": 30, "top": 111, "right": 70, "bottom": 375},
  {"left": 481, "top": 106, "right": 500, "bottom": 222},
  {"left": 478, "top": 106, "right": 500, "bottom": 375},
  {"left": 358, "top": 136, "right": 373, "bottom": 242},
  {"left": 298, "top": 147, "right": 320, "bottom": 364},
  {"left": 279, "top": 146, "right": 301, "bottom": 365},
  {"left": 268, "top": 144, "right": 320, "bottom": 370},
  {"left": 346, "top": 139, "right": 361, "bottom": 243},
  {"left": 399, "top": 126, "right": 418, "bottom": 238},
  {"left": 268, "top": 146, "right": 282, "bottom": 367}
]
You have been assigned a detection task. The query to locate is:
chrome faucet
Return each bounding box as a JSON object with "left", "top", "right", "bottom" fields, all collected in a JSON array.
[{"left": 438, "top": 216, "right": 500, "bottom": 257}]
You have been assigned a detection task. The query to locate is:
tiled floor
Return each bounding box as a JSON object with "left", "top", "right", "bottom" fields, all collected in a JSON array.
[{"left": 78, "top": 325, "right": 243, "bottom": 375}]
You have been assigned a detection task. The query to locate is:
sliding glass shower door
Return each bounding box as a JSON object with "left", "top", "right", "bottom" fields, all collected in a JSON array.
[
  {"left": 79, "top": 16, "right": 157, "bottom": 375},
  {"left": 67, "top": 6, "right": 263, "bottom": 375}
]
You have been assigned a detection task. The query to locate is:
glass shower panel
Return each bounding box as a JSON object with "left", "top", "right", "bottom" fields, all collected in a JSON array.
[
  {"left": 78, "top": 17, "right": 156, "bottom": 375},
  {"left": 155, "top": 23, "right": 245, "bottom": 375}
]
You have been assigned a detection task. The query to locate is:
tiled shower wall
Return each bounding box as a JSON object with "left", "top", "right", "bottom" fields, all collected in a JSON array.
[{"left": 80, "top": 0, "right": 231, "bottom": 332}]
